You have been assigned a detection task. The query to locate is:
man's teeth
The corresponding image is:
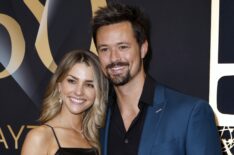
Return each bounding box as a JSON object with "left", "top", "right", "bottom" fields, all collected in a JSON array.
[{"left": 111, "top": 66, "right": 124, "bottom": 70}]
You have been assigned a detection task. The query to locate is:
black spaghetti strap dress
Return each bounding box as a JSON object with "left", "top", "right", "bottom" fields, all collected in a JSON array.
[{"left": 45, "top": 124, "right": 98, "bottom": 155}]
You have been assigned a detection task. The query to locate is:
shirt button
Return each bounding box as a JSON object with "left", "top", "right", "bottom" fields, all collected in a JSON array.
[{"left": 124, "top": 138, "right": 129, "bottom": 144}]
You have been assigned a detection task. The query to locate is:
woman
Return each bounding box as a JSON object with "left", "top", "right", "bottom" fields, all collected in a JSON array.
[{"left": 21, "top": 49, "right": 109, "bottom": 155}]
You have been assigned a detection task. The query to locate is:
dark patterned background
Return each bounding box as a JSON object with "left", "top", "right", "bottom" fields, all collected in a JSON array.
[{"left": 0, "top": 0, "right": 233, "bottom": 154}]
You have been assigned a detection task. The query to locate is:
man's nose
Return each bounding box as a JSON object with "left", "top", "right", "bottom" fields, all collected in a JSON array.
[{"left": 110, "top": 48, "right": 120, "bottom": 62}]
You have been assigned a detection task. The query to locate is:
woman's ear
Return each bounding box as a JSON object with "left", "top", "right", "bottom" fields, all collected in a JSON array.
[{"left": 57, "top": 82, "right": 61, "bottom": 93}]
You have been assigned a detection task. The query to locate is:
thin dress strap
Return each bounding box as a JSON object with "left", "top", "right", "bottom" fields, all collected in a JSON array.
[{"left": 44, "top": 124, "right": 61, "bottom": 148}]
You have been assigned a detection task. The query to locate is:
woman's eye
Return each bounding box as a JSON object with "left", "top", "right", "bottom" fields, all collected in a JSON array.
[
  {"left": 67, "top": 79, "right": 76, "bottom": 84},
  {"left": 86, "top": 83, "right": 94, "bottom": 88}
]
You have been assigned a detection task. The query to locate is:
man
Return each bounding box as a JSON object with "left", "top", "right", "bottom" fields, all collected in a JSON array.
[{"left": 92, "top": 3, "right": 222, "bottom": 155}]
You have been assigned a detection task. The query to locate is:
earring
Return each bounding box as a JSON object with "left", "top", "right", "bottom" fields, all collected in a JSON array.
[{"left": 59, "top": 97, "right": 63, "bottom": 104}]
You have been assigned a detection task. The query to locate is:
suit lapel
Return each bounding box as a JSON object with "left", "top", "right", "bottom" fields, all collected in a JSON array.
[{"left": 138, "top": 84, "right": 166, "bottom": 155}]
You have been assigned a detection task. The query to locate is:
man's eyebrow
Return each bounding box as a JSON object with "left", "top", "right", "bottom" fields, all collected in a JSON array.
[
  {"left": 97, "top": 44, "right": 108, "bottom": 49},
  {"left": 117, "top": 42, "right": 129, "bottom": 45},
  {"left": 97, "top": 42, "right": 129, "bottom": 48}
]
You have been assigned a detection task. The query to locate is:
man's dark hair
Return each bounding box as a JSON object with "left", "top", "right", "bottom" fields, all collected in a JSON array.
[{"left": 92, "top": 2, "right": 149, "bottom": 47}]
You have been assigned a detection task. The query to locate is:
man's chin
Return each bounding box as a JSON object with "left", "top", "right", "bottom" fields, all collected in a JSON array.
[
  {"left": 109, "top": 76, "right": 130, "bottom": 86},
  {"left": 111, "top": 80, "right": 126, "bottom": 86}
]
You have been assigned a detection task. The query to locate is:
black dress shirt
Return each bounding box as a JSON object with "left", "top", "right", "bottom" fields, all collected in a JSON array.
[{"left": 107, "top": 75, "right": 156, "bottom": 155}]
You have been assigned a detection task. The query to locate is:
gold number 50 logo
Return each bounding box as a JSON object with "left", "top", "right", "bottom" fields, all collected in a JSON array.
[
  {"left": 0, "top": 0, "right": 106, "bottom": 78},
  {"left": 0, "top": 14, "right": 25, "bottom": 79}
]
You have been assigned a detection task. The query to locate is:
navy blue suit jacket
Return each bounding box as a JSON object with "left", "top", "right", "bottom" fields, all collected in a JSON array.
[{"left": 101, "top": 84, "right": 222, "bottom": 155}]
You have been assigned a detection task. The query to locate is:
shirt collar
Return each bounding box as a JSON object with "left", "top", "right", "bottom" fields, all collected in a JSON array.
[
  {"left": 139, "top": 74, "right": 157, "bottom": 106},
  {"left": 109, "top": 74, "right": 157, "bottom": 108}
]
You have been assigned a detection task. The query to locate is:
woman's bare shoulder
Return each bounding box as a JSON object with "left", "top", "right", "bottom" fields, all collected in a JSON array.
[
  {"left": 27, "top": 125, "right": 52, "bottom": 141},
  {"left": 21, "top": 125, "right": 53, "bottom": 155}
]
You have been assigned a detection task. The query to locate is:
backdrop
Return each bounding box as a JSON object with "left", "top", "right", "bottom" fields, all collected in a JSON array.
[{"left": 0, "top": 0, "right": 233, "bottom": 154}]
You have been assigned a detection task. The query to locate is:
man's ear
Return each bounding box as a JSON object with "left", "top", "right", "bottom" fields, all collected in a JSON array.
[{"left": 140, "top": 40, "right": 148, "bottom": 59}]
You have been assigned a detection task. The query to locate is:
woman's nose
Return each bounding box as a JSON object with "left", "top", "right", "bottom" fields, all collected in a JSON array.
[{"left": 75, "top": 84, "right": 84, "bottom": 95}]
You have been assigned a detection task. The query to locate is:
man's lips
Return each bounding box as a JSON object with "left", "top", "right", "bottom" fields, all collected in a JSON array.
[
  {"left": 108, "top": 66, "right": 126, "bottom": 75},
  {"left": 106, "top": 61, "right": 129, "bottom": 70},
  {"left": 106, "top": 62, "right": 128, "bottom": 75}
]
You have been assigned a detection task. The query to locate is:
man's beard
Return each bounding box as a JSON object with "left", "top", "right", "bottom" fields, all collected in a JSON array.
[
  {"left": 108, "top": 70, "right": 130, "bottom": 86},
  {"left": 105, "top": 61, "right": 131, "bottom": 86}
]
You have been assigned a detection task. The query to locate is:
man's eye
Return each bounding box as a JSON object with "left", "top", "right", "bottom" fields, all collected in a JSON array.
[
  {"left": 119, "top": 45, "right": 129, "bottom": 50},
  {"left": 99, "top": 48, "right": 108, "bottom": 52}
]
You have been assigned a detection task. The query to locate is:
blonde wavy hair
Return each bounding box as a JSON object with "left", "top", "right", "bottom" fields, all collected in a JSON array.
[{"left": 39, "top": 49, "right": 109, "bottom": 154}]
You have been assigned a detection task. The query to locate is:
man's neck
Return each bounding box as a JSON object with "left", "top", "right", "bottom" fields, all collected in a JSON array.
[
  {"left": 113, "top": 70, "right": 146, "bottom": 130},
  {"left": 114, "top": 71, "right": 146, "bottom": 113}
]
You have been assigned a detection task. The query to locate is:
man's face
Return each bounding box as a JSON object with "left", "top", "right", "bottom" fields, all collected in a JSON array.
[{"left": 96, "top": 21, "right": 148, "bottom": 86}]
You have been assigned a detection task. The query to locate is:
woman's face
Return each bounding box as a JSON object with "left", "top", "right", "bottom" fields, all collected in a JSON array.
[{"left": 58, "top": 62, "right": 96, "bottom": 115}]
